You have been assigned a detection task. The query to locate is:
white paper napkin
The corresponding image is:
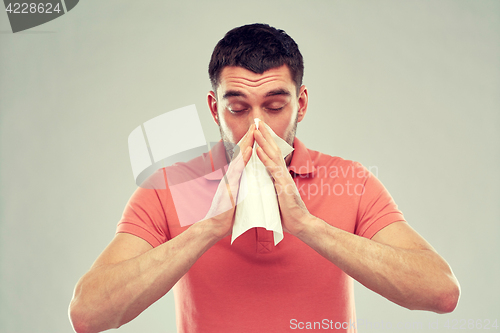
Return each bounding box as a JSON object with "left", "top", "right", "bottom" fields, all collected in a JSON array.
[{"left": 231, "top": 119, "right": 294, "bottom": 245}]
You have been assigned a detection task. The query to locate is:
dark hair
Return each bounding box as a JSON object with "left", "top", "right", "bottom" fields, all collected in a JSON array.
[{"left": 208, "top": 23, "right": 304, "bottom": 92}]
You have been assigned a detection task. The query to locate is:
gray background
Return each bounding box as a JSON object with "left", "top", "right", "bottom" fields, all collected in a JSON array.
[{"left": 1, "top": 1, "right": 498, "bottom": 332}]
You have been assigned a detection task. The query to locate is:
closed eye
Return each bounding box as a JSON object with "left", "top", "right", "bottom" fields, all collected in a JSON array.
[{"left": 228, "top": 107, "right": 247, "bottom": 114}]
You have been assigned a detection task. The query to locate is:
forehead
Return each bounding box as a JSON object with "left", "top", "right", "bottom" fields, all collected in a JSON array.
[{"left": 217, "top": 65, "right": 295, "bottom": 95}]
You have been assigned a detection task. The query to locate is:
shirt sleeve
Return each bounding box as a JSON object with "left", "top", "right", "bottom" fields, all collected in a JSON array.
[
  {"left": 354, "top": 166, "right": 406, "bottom": 239},
  {"left": 116, "top": 184, "right": 172, "bottom": 248}
]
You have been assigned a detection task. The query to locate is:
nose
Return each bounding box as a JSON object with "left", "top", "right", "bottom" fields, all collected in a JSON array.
[{"left": 248, "top": 107, "right": 266, "bottom": 125}]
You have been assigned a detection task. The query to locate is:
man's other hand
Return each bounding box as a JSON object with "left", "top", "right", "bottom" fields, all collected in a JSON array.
[{"left": 253, "top": 120, "right": 311, "bottom": 236}]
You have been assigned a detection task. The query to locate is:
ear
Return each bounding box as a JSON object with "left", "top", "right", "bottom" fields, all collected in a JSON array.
[
  {"left": 297, "top": 85, "right": 308, "bottom": 123},
  {"left": 207, "top": 91, "right": 219, "bottom": 125}
]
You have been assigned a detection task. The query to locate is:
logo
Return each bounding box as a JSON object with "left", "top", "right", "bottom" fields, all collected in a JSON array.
[
  {"left": 3, "top": 0, "right": 79, "bottom": 33},
  {"left": 127, "top": 105, "right": 250, "bottom": 230}
]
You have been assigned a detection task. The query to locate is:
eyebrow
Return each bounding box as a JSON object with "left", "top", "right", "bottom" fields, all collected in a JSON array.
[
  {"left": 222, "top": 88, "right": 291, "bottom": 99},
  {"left": 222, "top": 90, "right": 246, "bottom": 99},
  {"left": 265, "top": 88, "right": 291, "bottom": 97}
]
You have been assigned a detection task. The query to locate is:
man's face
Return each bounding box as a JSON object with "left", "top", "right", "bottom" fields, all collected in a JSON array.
[{"left": 208, "top": 65, "right": 308, "bottom": 159}]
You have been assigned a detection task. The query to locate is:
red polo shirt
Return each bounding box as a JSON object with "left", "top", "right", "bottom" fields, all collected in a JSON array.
[{"left": 117, "top": 138, "right": 405, "bottom": 332}]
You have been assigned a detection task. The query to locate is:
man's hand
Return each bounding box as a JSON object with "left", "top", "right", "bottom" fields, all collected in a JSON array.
[
  {"left": 253, "top": 120, "right": 459, "bottom": 313},
  {"left": 253, "top": 120, "right": 311, "bottom": 236},
  {"left": 201, "top": 124, "right": 255, "bottom": 240}
]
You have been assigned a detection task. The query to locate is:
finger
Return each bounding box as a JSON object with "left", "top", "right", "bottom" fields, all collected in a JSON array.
[
  {"left": 256, "top": 145, "right": 292, "bottom": 188},
  {"left": 227, "top": 147, "right": 252, "bottom": 200},
  {"left": 224, "top": 146, "right": 251, "bottom": 195},
  {"left": 242, "top": 146, "right": 252, "bottom": 165},
  {"left": 239, "top": 123, "right": 256, "bottom": 153},
  {"left": 255, "top": 146, "right": 281, "bottom": 177},
  {"left": 230, "top": 123, "right": 254, "bottom": 165},
  {"left": 205, "top": 172, "right": 237, "bottom": 219},
  {"left": 254, "top": 129, "right": 282, "bottom": 164},
  {"left": 256, "top": 120, "right": 279, "bottom": 151}
]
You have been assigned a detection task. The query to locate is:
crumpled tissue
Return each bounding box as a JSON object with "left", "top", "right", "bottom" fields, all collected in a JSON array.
[{"left": 231, "top": 119, "right": 294, "bottom": 245}]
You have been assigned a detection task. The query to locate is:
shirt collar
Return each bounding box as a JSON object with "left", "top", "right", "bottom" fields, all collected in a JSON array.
[
  {"left": 204, "top": 141, "right": 228, "bottom": 180},
  {"left": 288, "top": 137, "right": 315, "bottom": 176}
]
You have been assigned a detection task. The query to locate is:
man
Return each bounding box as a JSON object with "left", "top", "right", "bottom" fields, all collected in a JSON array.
[{"left": 69, "top": 24, "right": 460, "bottom": 333}]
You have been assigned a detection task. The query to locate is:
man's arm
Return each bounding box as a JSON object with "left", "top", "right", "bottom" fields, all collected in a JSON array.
[
  {"left": 69, "top": 127, "right": 255, "bottom": 333},
  {"left": 69, "top": 222, "right": 222, "bottom": 333},
  {"left": 296, "top": 219, "right": 460, "bottom": 313},
  {"left": 254, "top": 121, "right": 460, "bottom": 313}
]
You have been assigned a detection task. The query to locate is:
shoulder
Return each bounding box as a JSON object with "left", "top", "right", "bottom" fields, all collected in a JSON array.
[
  {"left": 299, "top": 143, "right": 369, "bottom": 180},
  {"left": 290, "top": 138, "right": 375, "bottom": 183},
  {"left": 308, "top": 148, "right": 357, "bottom": 167}
]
